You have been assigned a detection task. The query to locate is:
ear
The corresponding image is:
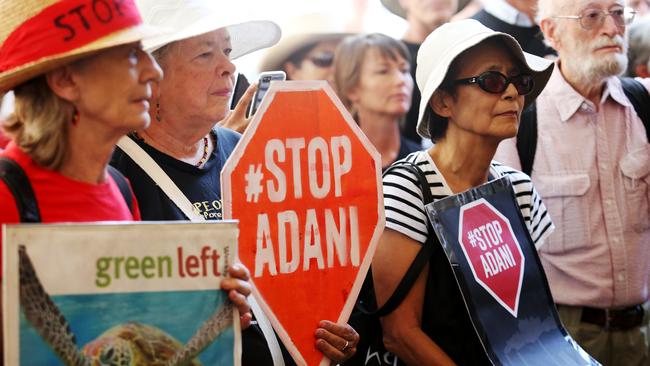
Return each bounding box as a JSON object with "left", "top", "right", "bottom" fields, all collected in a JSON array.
[
  {"left": 347, "top": 84, "right": 361, "bottom": 104},
  {"left": 539, "top": 18, "right": 560, "bottom": 50},
  {"left": 429, "top": 90, "right": 453, "bottom": 118},
  {"left": 45, "top": 66, "right": 79, "bottom": 103},
  {"left": 283, "top": 61, "right": 299, "bottom": 81},
  {"left": 635, "top": 64, "right": 650, "bottom": 78}
]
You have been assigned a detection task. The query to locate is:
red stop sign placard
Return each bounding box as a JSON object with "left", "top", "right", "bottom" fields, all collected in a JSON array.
[
  {"left": 222, "top": 81, "right": 384, "bottom": 365},
  {"left": 458, "top": 198, "right": 524, "bottom": 317}
]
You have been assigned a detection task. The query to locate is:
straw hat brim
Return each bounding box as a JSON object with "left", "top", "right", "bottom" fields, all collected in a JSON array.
[
  {"left": 381, "top": 0, "right": 471, "bottom": 19},
  {"left": 258, "top": 33, "right": 350, "bottom": 72},
  {"left": 416, "top": 33, "right": 554, "bottom": 139},
  {"left": 143, "top": 19, "right": 281, "bottom": 60},
  {"left": 0, "top": 24, "right": 167, "bottom": 93}
]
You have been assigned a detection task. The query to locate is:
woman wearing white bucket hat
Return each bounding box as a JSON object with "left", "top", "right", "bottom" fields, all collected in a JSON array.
[
  {"left": 111, "top": 0, "right": 359, "bottom": 365},
  {"left": 0, "top": 0, "right": 168, "bottom": 358},
  {"left": 372, "top": 19, "right": 555, "bottom": 365}
]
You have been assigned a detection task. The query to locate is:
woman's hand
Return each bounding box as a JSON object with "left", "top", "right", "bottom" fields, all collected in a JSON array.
[
  {"left": 315, "top": 320, "right": 360, "bottom": 364},
  {"left": 220, "top": 263, "right": 253, "bottom": 330},
  {"left": 217, "top": 83, "right": 257, "bottom": 133}
]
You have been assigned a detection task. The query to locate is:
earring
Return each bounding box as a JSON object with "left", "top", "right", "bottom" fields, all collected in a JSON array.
[
  {"left": 71, "top": 108, "right": 79, "bottom": 126},
  {"left": 155, "top": 98, "right": 161, "bottom": 122}
]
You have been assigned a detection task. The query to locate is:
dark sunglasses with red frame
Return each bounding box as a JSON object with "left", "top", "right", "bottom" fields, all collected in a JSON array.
[{"left": 455, "top": 71, "right": 534, "bottom": 95}]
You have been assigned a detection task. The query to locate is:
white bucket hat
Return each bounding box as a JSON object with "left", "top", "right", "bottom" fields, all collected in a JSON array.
[
  {"left": 416, "top": 19, "right": 554, "bottom": 139},
  {"left": 136, "top": 0, "right": 281, "bottom": 58}
]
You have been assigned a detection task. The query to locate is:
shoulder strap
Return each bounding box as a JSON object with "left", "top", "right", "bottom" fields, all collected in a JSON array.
[
  {"left": 116, "top": 136, "right": 286, "bottom": 364},
  {"left": 363, "top": 160, "right": 437, "bottom": 317},
  {"left": 619, "top": 77, "right": 650, "bottom": 142},
  {"left": 516, "top": 103, "right": 538, "bottom": 177},
  {"left": 107, "top": 165, "right": 134, "bottom": 216},
  {"left": 116, "top": 136, "right": 205, "bottom": 221},
  {"left": 0, "top": 157, "right": 41, "bottom": 223}
]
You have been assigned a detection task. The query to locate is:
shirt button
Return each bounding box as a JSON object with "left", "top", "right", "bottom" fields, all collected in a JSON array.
[
  {"left": 618, "top": 272, "right": 626, "bottom": 282},
  {"left": 612, "top": 237, "right": 620, "bottom": 244}
]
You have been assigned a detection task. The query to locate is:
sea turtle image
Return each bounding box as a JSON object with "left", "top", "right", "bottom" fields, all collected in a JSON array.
[{"left": 18, "top": 245, "right": 232, "bottom": 366}]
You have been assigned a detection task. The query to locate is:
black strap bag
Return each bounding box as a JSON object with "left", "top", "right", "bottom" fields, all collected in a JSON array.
[{"left": 346, "top": 161, "right": 490, "bottom": 366}]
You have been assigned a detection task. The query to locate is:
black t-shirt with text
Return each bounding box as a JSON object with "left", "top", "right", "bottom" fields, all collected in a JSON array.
[{"left": 111, "top": 127, "right": 296, "bottom": 366}]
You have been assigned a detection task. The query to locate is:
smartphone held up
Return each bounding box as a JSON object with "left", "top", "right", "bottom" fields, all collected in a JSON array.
[{"left": 246, "top": 71, "right": 286, "bottom": 118}]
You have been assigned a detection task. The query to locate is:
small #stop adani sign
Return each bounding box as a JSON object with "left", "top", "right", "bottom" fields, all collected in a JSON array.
[
  {"left": 458, "top": 198, "right": 524, "bottom": 317},
  {"left": 221, "top": 81, "right": 384, "bottom": 366}
]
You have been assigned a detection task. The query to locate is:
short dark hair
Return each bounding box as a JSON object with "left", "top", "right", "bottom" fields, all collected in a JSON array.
[{"left": 426, "top": 61, "right": 460, "bottom": 142}]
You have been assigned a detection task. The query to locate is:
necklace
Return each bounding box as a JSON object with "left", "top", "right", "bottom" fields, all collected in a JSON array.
[
  {"left": 195, "top": 136, "right": 210, "bottom": 167},
  {"left": 131, "top": 131, "right": 210, "bottom": 167}
]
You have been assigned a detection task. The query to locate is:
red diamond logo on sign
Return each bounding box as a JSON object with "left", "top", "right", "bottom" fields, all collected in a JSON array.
[
  {"left": 458, "top": 198, "right": 524, "bottom": 317},
  {"left": 222, "top": 81, "right": 384, "bottom": 365}
]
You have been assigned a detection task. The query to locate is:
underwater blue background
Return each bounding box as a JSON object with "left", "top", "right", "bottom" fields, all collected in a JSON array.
[{"left": 19, "top": 290, "right": 234, "bottom": 365}]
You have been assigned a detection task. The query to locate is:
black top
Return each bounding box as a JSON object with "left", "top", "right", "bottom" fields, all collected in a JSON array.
[
  {"left": 471, "top": 10, "right": 557, "bottom": 58},
  {"left": 402, "top": 40, "right": 423, "bottom": 145},
  {"left": 392, "top": 135, "right": 422, "bottom": 170},
  {"left": 110, "top": 126, "right": 296, "bottom": 366},
  {"left": 111, "top": 127, "right": 239, "bottom": 221}
]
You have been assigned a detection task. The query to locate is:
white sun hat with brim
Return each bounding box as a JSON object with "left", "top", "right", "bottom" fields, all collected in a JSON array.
[
  {"left": 136, "top": 0, "right": 281, "bottom": 59},
  {"left": 380, "top": 0, "right": 470, "bottom": 19},
  {"left": 258, "top": 12, "right": 352, "bottom": 73},
  {"left": 416, "top": 19, "right": 554, "bottom": 139},
  {"left": 0, "top": 0, "right": 168, "bottom": 93}
]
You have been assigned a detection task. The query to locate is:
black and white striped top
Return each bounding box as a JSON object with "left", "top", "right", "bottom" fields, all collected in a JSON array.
[{"left": 384, "top": 151, "right": 554, "bottom": 248}]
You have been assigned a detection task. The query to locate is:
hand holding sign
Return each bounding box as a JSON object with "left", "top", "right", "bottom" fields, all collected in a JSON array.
[{"left": 222, "top": 81, "right": 383, "bottom": 366}]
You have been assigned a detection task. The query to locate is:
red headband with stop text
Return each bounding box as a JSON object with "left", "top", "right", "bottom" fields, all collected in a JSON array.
[{"left": 0, "top": 0, "right": 143, "bottom": 73}]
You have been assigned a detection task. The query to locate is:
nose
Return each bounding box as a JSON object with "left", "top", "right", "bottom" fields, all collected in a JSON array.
[
  {"left": 600, "top": 12, "right": 623, "bottom": 37},
  {"left": 502, "top": 80, "right": 519, "bottom": 100},
  {"left": 218, "top": 52, "right": 236, "bottom": 77},
  {"left": 139, "top": 49, "right": 163, "bottom": 84}
]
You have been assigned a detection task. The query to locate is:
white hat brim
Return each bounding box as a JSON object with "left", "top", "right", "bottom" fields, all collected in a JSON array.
[{"left": 143, "top": 19, "right": 280, "bottom": 60}]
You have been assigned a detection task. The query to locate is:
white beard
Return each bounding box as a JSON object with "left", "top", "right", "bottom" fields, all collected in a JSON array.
[{"left": 563, "top": 34, "right": 628, "bottom": 84}]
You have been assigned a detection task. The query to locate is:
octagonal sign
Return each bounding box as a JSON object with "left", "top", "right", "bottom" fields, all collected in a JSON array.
[
  {"left": 458, "top": 198, "right": 524, "bottom": 317},
  {"left": 221, "top": 81, "right": 384, "bottom": 365}
]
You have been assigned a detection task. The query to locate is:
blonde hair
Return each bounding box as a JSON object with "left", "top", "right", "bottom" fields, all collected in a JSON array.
[
  {"left": 333, "top": 33, "right": 411, "bottom": 117},
  {"left": 2, "top": 76, "right": 73, "bottom": 170}
]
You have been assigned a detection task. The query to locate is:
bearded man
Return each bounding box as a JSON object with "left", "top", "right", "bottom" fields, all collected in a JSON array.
[{"left": 494, "top": 1, "right": 650, "bottom": 365}]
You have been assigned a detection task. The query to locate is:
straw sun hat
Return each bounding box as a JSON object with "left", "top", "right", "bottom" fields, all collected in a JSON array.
[
  {"left": 258, "top": 13, "right": 351, "bottom": 72},
  {"left": 380, "top": 0, "right": 472, "bottom": 19},
  {"left": 136, "top": 0, "right": 281, "bottom": 58},
  {"left": 0, "top": 0, "right": 167, "bottom": 93},
  {"left": 415, "top": 19, "right": 554, "bottom": 139}
]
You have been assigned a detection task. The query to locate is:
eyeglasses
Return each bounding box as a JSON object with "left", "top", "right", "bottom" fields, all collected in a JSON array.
[
  {"left": 553, "top": 6, "right": 635, "bottom": 30},
  {"left": 455, "top": 71, "right": 534, "bottom": 95},
  {"left": 306, "top": 52, "right": 335, "bottom": 68}
]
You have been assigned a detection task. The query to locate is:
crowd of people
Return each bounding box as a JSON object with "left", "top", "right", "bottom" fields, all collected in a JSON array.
[{"left": 0, "top": 0, "right": 648, "bottom": 365}]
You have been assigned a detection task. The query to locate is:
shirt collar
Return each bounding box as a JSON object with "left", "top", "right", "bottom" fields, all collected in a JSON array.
[
  {"left": 545, "top": 62, "right": 632, "bottom": 122},
  {"left": 484, "top": 0, "right": 534, "bottom": 27}
]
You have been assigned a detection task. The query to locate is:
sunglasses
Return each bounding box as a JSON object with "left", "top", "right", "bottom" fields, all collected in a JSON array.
[
  {"left": 455, "top": 71, "right": 534, "bottom": 95},
  {"left": 306, "top": 52, "right": 335, "bottom": 68}
]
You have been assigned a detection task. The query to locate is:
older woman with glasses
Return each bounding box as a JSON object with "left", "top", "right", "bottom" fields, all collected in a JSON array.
[
  {"left": 111, "top": 1, "right": 360, "bottom": 364},
  {"left": 372, "top": 20, "right": 556, "bottom": 365}
]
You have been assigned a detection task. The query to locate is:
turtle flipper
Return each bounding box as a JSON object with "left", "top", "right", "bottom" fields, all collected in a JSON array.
[
  {"left": 166, "top": 301, "right": 234, "bottom": 366},
  {"left": 18, "top": 245, "right": 90, "bottom": 366}
]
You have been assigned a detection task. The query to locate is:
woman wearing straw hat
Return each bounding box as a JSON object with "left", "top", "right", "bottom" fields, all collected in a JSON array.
[
  {"left": 258, "top": 12, "right": 351, "bottom": 81},
  {"left": 372, "top": 19, "right": 555, "bottom": 365},
  {"left": 333, "top": 33, "right": 421, "bottom": 170},
  {"left": 0, "top": 0, "right": 251, "bottom": 358},
  {"left": 111, "top": 0, "right": 360, "bottom": 364}
]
